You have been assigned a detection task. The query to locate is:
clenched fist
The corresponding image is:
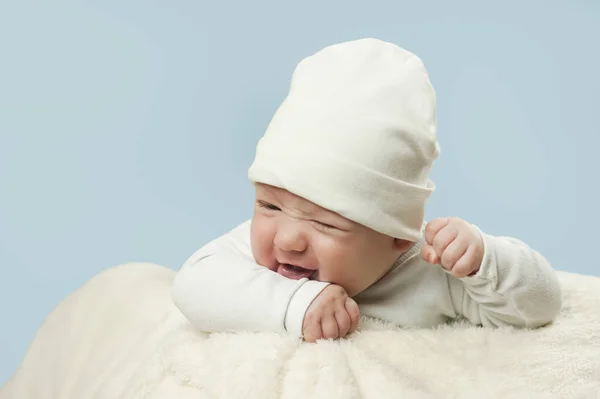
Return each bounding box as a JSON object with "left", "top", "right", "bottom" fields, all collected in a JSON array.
[
  {"left": 421, "top": 217, "right": 485, "bottom": 278},
  {"left": 302, "top": 285, "right": 360, "bottom": 343}
]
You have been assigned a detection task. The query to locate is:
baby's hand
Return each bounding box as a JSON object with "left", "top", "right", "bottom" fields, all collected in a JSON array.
[
  {"left": 421, "top": 217, "right": 485, "bottom": 278},
  {"left": 302, "top": 285, "right": 360, "bottom": 343}
]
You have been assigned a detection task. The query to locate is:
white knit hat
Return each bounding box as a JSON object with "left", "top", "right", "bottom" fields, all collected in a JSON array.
[{"left": 248, "top": 38, "right": 440, "bottom": 242}]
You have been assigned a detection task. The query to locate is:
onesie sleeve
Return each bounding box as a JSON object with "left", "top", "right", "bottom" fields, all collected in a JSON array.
[
  {"left": 171, "top": 220, "right": 330, "bottom": 336},
  {"left": 447, "top": 226, "right": 562, "bottom": 328}
]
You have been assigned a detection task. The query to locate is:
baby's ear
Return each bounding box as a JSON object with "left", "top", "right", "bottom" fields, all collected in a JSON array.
[{"left": 393, "top": 238, "right": 413, "bottom": 253}]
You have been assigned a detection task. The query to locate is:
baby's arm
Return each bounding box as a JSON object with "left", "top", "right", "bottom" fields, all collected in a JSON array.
[
  {"left": 447, "top": 229, "right": 562, "bottom": 328},
  {"left": 171, "top": 221, "right": 330, "bottom": 336}
]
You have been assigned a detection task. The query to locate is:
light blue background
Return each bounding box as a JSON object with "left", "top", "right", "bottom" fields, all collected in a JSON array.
[{"left": 1, "top": 0, "right": 599, "bottom": 386}]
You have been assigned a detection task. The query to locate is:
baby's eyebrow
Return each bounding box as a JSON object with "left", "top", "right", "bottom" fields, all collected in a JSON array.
[
  {"left": 261, "top": 189, "right": 334, "bottom": 219},
  {"left": 291, "top": 201, "right": 324, "bottom": 218},
  {"left": 300, "top": 206, "right": 340, "bottom": 221},
  {"left": 284, "top": 202, "right": 325, "bottom": 220},
  {"left": 283, "top": 206, "right": 317, "bottom": 219}
]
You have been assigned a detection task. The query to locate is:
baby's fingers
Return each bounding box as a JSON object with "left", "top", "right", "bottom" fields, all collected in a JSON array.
[
  {"left": 421, "top": 244, "right": 440, "bottom": 264},
  {"left": 452, "top": 244, "right": 480, "bottom": 278},
  {"left": 345, "top": 297, "right": 360, "bottom": 334},
  {"left": 321, "top": 315, "right": 339, "bottom": 339},
  {"left": 335, "top": 308, "right": 351, "bottom": 338},
  {"left": 302, "top": 316, "right": 323, "bottom": 343}
]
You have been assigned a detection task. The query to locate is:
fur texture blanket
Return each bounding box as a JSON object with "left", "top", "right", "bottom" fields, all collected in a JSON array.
[{"left": 1, "top": 263, "right": 599, "bottom": 398}]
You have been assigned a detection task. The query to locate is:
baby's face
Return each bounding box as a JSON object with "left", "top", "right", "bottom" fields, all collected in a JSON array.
[{"left": 250, "top": 183, "right": 412, "bottom": 297}]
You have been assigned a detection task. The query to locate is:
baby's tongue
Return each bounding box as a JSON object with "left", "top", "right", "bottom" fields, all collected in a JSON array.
[{"left": 277, "top": 263, "right": 314, "bottom": 280}]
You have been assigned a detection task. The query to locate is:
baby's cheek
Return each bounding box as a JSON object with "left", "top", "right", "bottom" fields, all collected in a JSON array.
[
  {"left": 252, "top": 247, "right": 277, "bottom": 271},
  {"left": 318, "top": 246, "right": 358, "bottom": 283},
  {"left": 250, "top": 221, "right": 277, "bottom": 270},
  {"left": 329, "top": 249, "right": 382, "bottom": 294},
  {"left": 251, "top": 238, "right": 269, "bottom": 264}
]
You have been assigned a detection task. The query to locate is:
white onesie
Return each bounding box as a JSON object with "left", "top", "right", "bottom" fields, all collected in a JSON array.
[{"left": 171, "top": 220, "right": 562, "bottom": 337}]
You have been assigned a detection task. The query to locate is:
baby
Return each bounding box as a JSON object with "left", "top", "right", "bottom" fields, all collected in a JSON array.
[{"left": 171, "top": 38, "right": 562, "bottom": 342}]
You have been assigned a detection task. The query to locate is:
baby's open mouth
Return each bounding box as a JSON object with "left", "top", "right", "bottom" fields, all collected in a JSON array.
[{"left": 277, "top": 263, "right": 316, "bottom": 280}]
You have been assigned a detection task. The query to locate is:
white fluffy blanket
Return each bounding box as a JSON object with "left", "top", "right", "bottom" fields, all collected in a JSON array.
[{"left": 2, "top": 263, "right": 599, "bottom": 398}]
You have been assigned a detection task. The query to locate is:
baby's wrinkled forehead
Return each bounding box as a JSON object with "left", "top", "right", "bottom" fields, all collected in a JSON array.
[{"left": 256, "top": 183, "right": 330, "bottom": 216}]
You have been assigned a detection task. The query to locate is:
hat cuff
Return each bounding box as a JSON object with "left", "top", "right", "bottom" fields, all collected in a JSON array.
[{"left": 248, "top": 138, "right": 434, "bottom": 241}]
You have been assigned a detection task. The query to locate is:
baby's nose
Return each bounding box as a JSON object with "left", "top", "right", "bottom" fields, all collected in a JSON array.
[{"left": 274, "top": 227, "right": 308, "bottom": 253}]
